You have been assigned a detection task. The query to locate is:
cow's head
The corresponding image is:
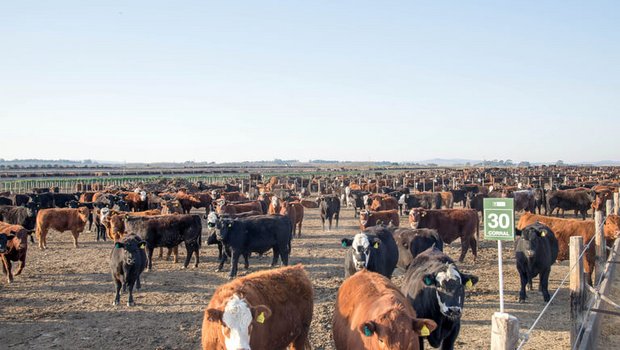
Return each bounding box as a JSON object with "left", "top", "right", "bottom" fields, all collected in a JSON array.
[
  {"left": 206, "top": 294, "right": 271, "bottom": 350},
  {"left": 139, "top": 191, "right": 147, "bottom": 201},
  {"left": 100, "top": 207, "right": 111, "bottom": 221},
  {"left": 216, "top": 218, "right": 236, "bottom": 241},
  {"left": 341, "top": 233, "right": 380, "bottom": 270},
  {"left": 408, "top": 209, "right": 425, "bottom": 229},
  {"left": 207, "top": 212, "right": 219, "bottom": 230},
  {"left": 604, "top": 215, "right": 620, "bottom": 240},
  {"left": 358, "top": 310, "right": 437, "bottom": 349},
  {"left": 398, "top": 194, "right": 408, "bottom": 205},
  {"left": 515, "top": 223, "right": 550, "bottom": 263},
  {"left": 0, "top": 233, "right": 12, "bottom": 253},
  {"left": 77, "top": 207, "right": 90, "bottom": 222},
  {"left": 114, "top": 237, "right": 145, "bottom": 266},
  {"left": 422, "top": 263, "right": 478, "bottom": 320},
  {"left": 592, "top": 190, "right": 612, "bottom": 211},
  {"left": 211, "top": 190, "right": 221, "bottom": 199},
  {"left": 359, "top": 210, "right": 371, "bottom": 227},
  {"left": 270, "top": 196, "right": 280, "bottom": 210}
]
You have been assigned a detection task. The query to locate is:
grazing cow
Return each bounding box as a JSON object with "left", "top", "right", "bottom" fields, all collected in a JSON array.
[
  {"left": 333, "top": 269, "right": 437, "bottom": 350},
  {"left": 341, "top": 225, "right": 399, "bottom": 278},
  {"left": 409, "top": 208, "right": 478, "bottom": 262},
  {"left": 110, "top": 234, "right": 147, "bottom": 306},
  {"left": 202, "top": 265, "right": 313, "bottom": 350},
  {"left": 0, "top": 222, "right": 29, "bottom": 283},
  {"left": 121, "top": 191, "right": 148, "bottom": 212},
  {"left": 547, "top": 190, "right": 593, "bottom": 219},
  {"left": 359, "top": 209, "right": 400, "bottom": 230},
  {"left": 515, "top": 222, "right": 559, "bottom": 302},
  {"left": 318, "top": 195, "right": 340, "bottom": 230},
  {"left": 214, "top": 215, "right": 292, "bottom": 278},
  {"left": 392, "top": 228, "right": 443, "bottom": 271},
  {"left": 124, "top": 214, "right": 202, "bottom": 270},
  {"left": 517, "top": 212, "right": 618, "bottom": 284},
  {"left": 35, "top": 207, "right": 90, "bottom": 249},
  {"left": 401, "top": 248, "right": 478, "bottom": 350},
  {"left": 440, "top": 192, "right": 454, "bottom": 209}
]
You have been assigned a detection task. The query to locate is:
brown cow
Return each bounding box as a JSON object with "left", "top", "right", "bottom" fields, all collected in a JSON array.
[
  {"left": 360, "top": 209, "right": 400, "bottom": 230},
  {"left": 217, "top": 200, "right": 264, "bottom": 216},
  {"left": 332, "top": 269, "right": 436, "bottom": 350},
  {"left": 267, "top": 196, "right": 282, "bottom": 215},
  {"left": 440, "top": 192, "right": 454, "bottom": 208},
  {"left": 175, "top": 191, "right": 201, "bottom": 214},
  {"left": 518, "top": 212, "right": 620, "bottom": 284},
  {"left": 0, "top": 222, "right": 29, "bottom": 283},
  {"left": 79, "top": 191, "right": 96, "bottom": 202},
  {"left": 161, "top": 200, "right": 183, "bottom": 215},
  {"left": 192, "top": 192, "right": 214, "bottom": 214},
  {"left": 202, "top": 265, "right": 313, "bottom": 350},
  {"left": 219, "top": 191, "right": 247, "bottom": 202},
  {"left": 35, "top": 207, "right": 90, "bottom": 249},
  {"left": 592, "top": 188, "right": 614, "bottom": 211},
  {"left": 288, "top": 201, "right": 304, "bottom": 238},
  {"left": 121, "top": 191, "right": 148, "bottom": 212},
  {"left": 408, "top": 208, "right": 478, "bottom": 262},
  {"left": 369, "top": 195, "right": 399, "bottom": 212}
]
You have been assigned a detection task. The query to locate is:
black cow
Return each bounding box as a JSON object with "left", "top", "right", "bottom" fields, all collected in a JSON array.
[
  {"left": 0, "top": 233, "right": 8, "bottom": 254},
  {"left": 124, "top": 214, "right": 202, "bottom": 271},
  {"left": 0, "top": 205, "right": 37, "bottom": 232},
  {"left": 0, "top": 197, "right": 13, "bottom": 206},
  {"left": 546, "top": 190, "right": 593, "bottom": 220},
  {"left": 110, "top": 234, "right": 147, "bottom": 306},
  {"left": 341, "top": 225, "right": 398, "bottom": 279},
  {"left": 533, "top": 188, "right": 547, "bottom": 215},
  {"left": 10, "top": 194, "right": 31, "bottom": 206},
  {"left": 214, "top": 214, "right": 292, "bottom": 279},
  {"left": 50, "top": 193, "right": 77, "bottom": 208},
  {"left": 400, "top": 193, "right": 441, "bottom": 212},
  {"left": 348, "top": 190, "right": 369, "bottom": 218},
  {"left": 402, "top": 248, "right": 478, "bottom": 350},
  {"left": 450, "top": 190, "right": 468, "bottom": 208},
  {"left": 318, "top": 195, "right": 340, "bottom": 230},
  {"left": 392, "top": 228, "right": 443, "bottom": 271},
  {"left": 30, "top": 192, "right": 54, "bottom": 209},
  {"left": 515, "top": 222, "right": 559, "bottom": 303}
]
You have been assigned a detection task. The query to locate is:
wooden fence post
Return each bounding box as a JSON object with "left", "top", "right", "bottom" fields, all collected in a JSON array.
[
  {"left": 606, "top": 199, "right": 613, "bottom": 217},
  {"left": 614, "top": 192, "right": 619, "bottom": 216},
  {"left": 491, "top": 312, "right": 519, "bottom": 350},
  {"left": 594, "top": 210, "right": 606, "bottom": 283},
  {"left": 570, "top": 236, "right": 585, "bottom": 346}
]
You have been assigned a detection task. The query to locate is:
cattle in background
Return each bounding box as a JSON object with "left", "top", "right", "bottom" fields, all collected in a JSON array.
[
  {"left": 392, "top": 228, "right": 443, "bottom": 271},
  {"left": 202, "top": 265, "right": 313, "bottom": 350},
  {"left": 103, "top": 209, "right": 162, "bottom": 241},
  {"left": 450, "top": 189, "right": 468, "bottom": 207},
  {"left": 546, "top": 189, "right": 593, "bottom": 220},
  {"left": 35, "top": 207, "right": 90, "bottom": 249},
  {"left": 341, "top": 225, "right": 398, "bottom": 278},
  {"left": 369, "top": 194, "right": 399, "bottom": 212},
  {"left": 0, "top": 196, "right": 13, "bottom": 206},
  {"left": 517, "top": 212, "right": 619, "bottom": 284},
  {"left": 9, "top": 194, "right": 31, "bottom": 206},
  {"left": 174, "top": 191, "right": 201, "bottom": 214},
  {"left": 534, "top": 187, "right": 546, "bottom": 214},
  {"left": 400, "top": 192, "right": 442, "bottom": 212},
  {"left": 515, "top": 222, "right": 559, "bottom": 302},
  {"left": 0, "top": 222, "right": 30, "bottom": 283},
  {"left": 506, "top": 189, "right": 536, "bottom": 213},
  {"left": 318, "top": 195, "right": 340, "bottom": 230},
  {"left": 124, "top": 214, "right": 202, "bottom": 271},
  {"left": 409, "top": 208, "right": 478, "bottom": 262},
  {"left": 191, "top": 192, "right": 213, "bottom": 214},
  {"left": 604, "top": 215, "right": 620, "bottom": 242},
  {"left": 440, "top": 192, "right": 454, "bottom": 208},
  {"left": 359, "top": 209, "right": 399, "bottom": 230},
  {"left": 215, "top": 191, "right": 246, "bottom": 202},
  {"left": 79, "top": 191, "right": 96, "bottom": 202},
  {"left": 31, "top": 192, "right": 54, "bottom": 209},
  {"left": 0, "top": 205, "right": 37, "bottom": 233},
  {"left": 216, "top": 200, "right": 264, "bottom": 216},
  {"left": 333, "top": 269, "right": 437, "bottom": 350},
  {"left": 161, "top": 200, "right": 183, "bottom": 215},
  {"left": 120, "top": 191, "right": 148, "bottom": 212},
  {"left": 286, "top": 201, "right": 305, "bottom": 238},
  {"left": 401, "top": 248, "right": 478, "bottom": 350},
  {"left": 110, "top": 234, "right": 147, "bottom": 306},
  {"left": 213, "top": 215, "right": 292, "bottom": 278},
  {"left": 348, "top": 190, "right": 369, "bottom": 217},
  {"left": 591, "top": 187, "right": 614, "bottom": 212}
]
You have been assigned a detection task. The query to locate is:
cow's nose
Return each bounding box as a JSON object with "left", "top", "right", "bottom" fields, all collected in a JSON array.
[{"left": 448, "top": 307, "right": 462, "bottom": 316}]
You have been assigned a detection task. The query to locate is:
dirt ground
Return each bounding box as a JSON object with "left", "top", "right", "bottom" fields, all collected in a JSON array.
[{"left": 0, "top": 204, "right": 605, "bottom": 349}]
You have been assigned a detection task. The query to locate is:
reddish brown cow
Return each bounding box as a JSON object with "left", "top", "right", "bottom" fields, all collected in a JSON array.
[
  {"left": 217, "top": 200, "right": 264, "bottom": 216},
  {"left": 518, "top": 212, "right": 620, "bottom": 284},
  {"left": 408, "top": 208, "right": 478, "bottom": 262},
  {"left": 288, "top": 201, "right": 304, "bottom": 238},
  {"left": 592, "top": 188, "right": 614, "bottom": 211},
  {"left": 332, "top": 269, "right": 436, "bottom": 350},
  {"left": 267, "top": 196, "right": 282, "bottom": 215},
  {"left": 79, "top": 192, "right": 96, "bottom": 202},
  {"left": 161, "top": 200, "right": 183, "bottom": 215},
  {"left": 35, "top": 207, "right": 90, "bottom": 249},
  {"left": 192, "top": 192, "right": 214, "bottom": 214},
  {"left": 0, "top": 222, "right": 29, "bottom": 283},
  {"left": 202, "top": 265, "right": 313, "bottom": 350},
  {"left": 369, "top": 195, "right": 399, "bottom": 211},
  {"left": 175, "top": 191, "right": 201, "bottom": 214},
  {"left": 300, "top": 199, "right": 319, "bottom": 209},
  {"left": 360, "top": 209, "right": 400, "bottom": 230},
  {"left": 440, "top": 191, "right": 454, "bottom": 208},
  {"left": 219, "top": 191, "right": 247, "bottom": 202},
  {"left": 120, "top": 191, "right": 149, "bottom": 212}
]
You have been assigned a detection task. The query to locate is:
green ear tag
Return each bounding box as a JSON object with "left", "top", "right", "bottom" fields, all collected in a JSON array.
[
  {"left": 424, "top": 276, "right": 433, "bottom": 286},
  {"left": 256, "top": 312, "right": 265, "bottom": 324},
  {"left": 363, "top": 325, "right": 372, "bottom": 336},
  {"left": 420, "top": 325, "right": 430, "bottom": 337},
  {"left": 342, "top": 241, "right": 347, "bottom": 248}
]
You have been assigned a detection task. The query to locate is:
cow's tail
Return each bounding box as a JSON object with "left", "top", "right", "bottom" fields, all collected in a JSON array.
[{"left": 476, "top": 213, "right": 480, "bottom": 240}]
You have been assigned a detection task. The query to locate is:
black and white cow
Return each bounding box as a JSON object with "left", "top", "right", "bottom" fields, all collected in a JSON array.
[
  {"left": 341, "top": 225, "right": 398, "bottom": 279},
  {"left": 348, "top": 190, "right": 369, "bottom": 218},
  {"left": 515, "top": 222, "right": 559, "bottom": 302},
  {"left": 392, "top": 228, "right": 443, "bottom": 271},
  {"left": 110, "top": 234, "right": 147, "bottom": 306},
  {"left": 401, "top": 248, "right": 478, "bottom": 350},
  {"left": 214, "top": 214, "right": 292, "bottom": 279},
  {"left": 318, "top": 195, "right": 340, "bottom": 230}
]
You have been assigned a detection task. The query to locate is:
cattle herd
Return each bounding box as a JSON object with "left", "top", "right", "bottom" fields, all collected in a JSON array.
[{"left": 1, "top": 165, "right": 620, "bottom": 349}]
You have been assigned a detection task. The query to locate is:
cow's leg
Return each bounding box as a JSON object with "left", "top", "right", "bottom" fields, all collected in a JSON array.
[
  {"left": 540, "top": 268, "right": 551, "bottom": 301},
  {"left": 191, "top": 242, "right": 199, "bottom": 268},
  {"left": 113, "top": 278, "right": 122, "bottom": 306},
  {"left": 229, "top": 250, "right": 241, "bottom": 279},
  {"left": 127, "top": 279, "right": 136, "bottom": 306},
  {"left": 321, "top": 217, "right": 325, "bottom": 231},
  {"left": 290, "top": 329, "right": 310, "bottom": 350},
  {"left": 71, "top": 230, "right": 79, "bottom": 248},
  {"left": 458, "top": 237, "right": 470, "bottom": 263},
  {"left": 182, "top": 241, "right": 196, "bottom": 269},
  {"left": 146, "top": 246, "right": 154, "bottom": 271},
  {"left": 158, "top": 247, "right": 164, "bottom": 259},
  {"left": 243, "top": 253, "right": 250, "bottom": 269},
  {"left": 335, "top": 213, "right": 340, "bottom": 229},
  {"left": 297, "top": 221, "right": 302, "bottom": 238},
  {"left": 271, "top": 246, "right": 280, "bottom": 267},
  {"left": 279, "top": 244, "right": 289, "bottom": 266},
  {"left": 470, "top": 236, "right": 478, "bottom": 262},
  {"left": 2, "top": 257, "right": 13, "bottom": 283},
  {"left": 15, "top": 257, "right": 25, "bottom": 276},
  {"left": 173, "top": 246, "right": 179, "bottom": 264},
  {"left": 440, "top": 322, "right": 460, "bottom": 350},
  {"left": 518, "top": 269, "right": 528, "bottom": 302}
]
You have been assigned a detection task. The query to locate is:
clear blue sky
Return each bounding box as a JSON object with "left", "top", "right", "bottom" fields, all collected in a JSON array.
[{"left": 1, "top": 1, "right": 618, "bottom": 163}]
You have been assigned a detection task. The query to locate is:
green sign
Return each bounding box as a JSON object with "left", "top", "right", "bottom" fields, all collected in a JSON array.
[{"left": 483, "top": 198, "right": 515, "bottom": 240}]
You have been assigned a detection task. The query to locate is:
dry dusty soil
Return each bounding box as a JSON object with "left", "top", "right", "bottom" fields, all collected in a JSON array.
[{"left": 1, "top": 203, "right": 612, "bottom": 349}]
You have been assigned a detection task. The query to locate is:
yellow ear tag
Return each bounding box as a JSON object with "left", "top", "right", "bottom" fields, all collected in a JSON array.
[
  {"left": 541, "top": 231, "right": 546, "bottom": 237},
  {"left": 256, "top": 312, "right": 265, "bottom": 324},
  {"left": 465, "top": 279, "right": 473, "bottom": 288},
  {"left": 420, "top": 325, "right": 430, "bottom": 337},
  {"left": 373, "top": 242, "right": 379, "bottom": 249}
]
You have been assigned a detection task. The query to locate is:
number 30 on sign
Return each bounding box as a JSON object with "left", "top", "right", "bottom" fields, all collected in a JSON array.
[{"left": 483, "top": 198, "right": 515, "bottom": 240}]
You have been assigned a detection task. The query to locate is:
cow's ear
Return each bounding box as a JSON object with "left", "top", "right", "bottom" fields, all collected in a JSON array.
[
  {"left": 423, "top": 274, "right": 436, "bottom": 286},
  {"left": 251, "top": 305, "right": 272, "bottom": 324},
  {"left": 461, "top": 274, "right": 479, "bottom": 288},
  {"left": 538, "top": 229, "right": 548, "bottom": 238},
  {"left": 115, "top": 242, "right": 124, "bottom": 249},
  {"left": 7, "top": 235, "right": 16, "bottom": 240},
  {"left": 341, "top": 238, "right": 353, "bottom": 248},
  {"left": 359, "top": 321, "right": 376, "bottom": 337},
  {"left": 206, "top": 309, "right": 223, "bottom": 323},
  {"left": 139, "top": 242, "right": 146, "bottom": 249},
  {"left": 412, "top": 318, "right": 437, "bottom": 337},
  {"left": 515, "top": 228, "right": 522, "bottom": 237},
  {"left": 372, "top": 238, "right": 381, "bottom": 249}
]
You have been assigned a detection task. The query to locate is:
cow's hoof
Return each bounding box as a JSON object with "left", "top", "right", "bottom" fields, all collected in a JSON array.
[
  {"left": 215, "top": 268, "right": 223, "bottom": 272},
  {"left": 145, "top": 268, "right": 150, "bottom": 272},
  {"left": 112, "top": 301, "right": 119, "bottom": 306},
  {"left": 127, "top": 301, "right": 135, "bottom": 307}
]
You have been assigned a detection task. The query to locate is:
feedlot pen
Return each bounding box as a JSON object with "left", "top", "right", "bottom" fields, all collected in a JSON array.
[{"left": 1, "top": 204, "right": 609, "bottom": 349}]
